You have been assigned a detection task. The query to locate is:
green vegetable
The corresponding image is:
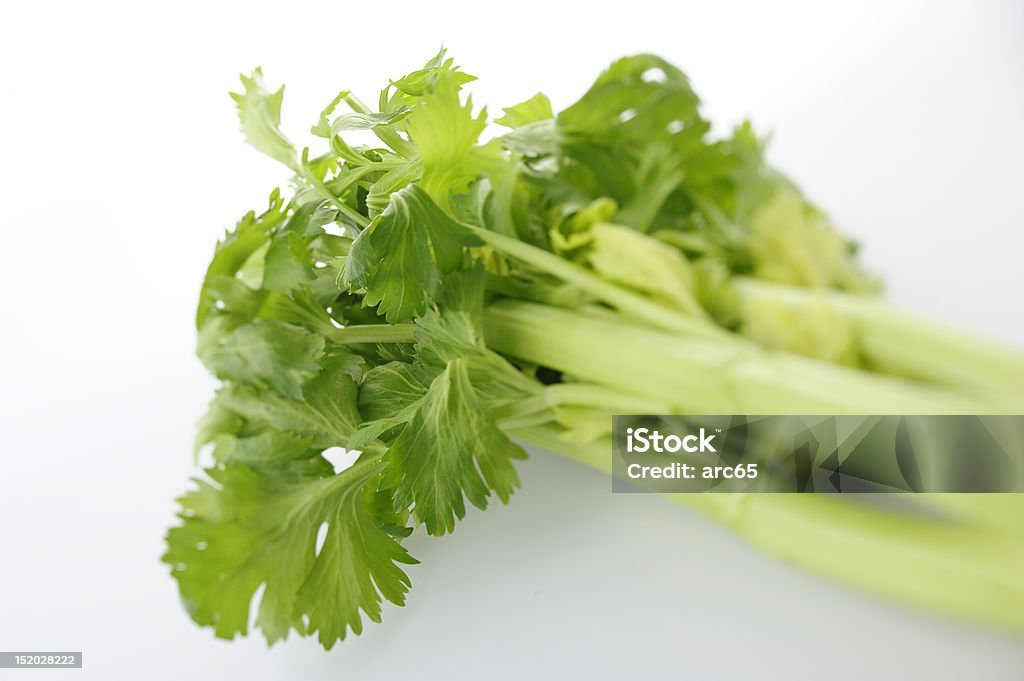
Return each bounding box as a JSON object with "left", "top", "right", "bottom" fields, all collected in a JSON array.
[{"left": 165, "top": 50, "right": 1024, "bottom": 647}]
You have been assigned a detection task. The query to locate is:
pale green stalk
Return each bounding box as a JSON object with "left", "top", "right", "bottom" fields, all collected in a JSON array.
[
  {"left": 508, "top": 423, "right": 1024, "bottom": 633},
  {"left": 735, "top": 278, "right": 1024, "bottom": 392},
  {"left": 483, "top": 300, "right": 1020, "bottom": 415}
]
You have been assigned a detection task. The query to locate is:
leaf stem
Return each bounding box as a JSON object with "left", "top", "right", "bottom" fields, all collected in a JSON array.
[
  {"left": 299, "top": 165, "right": 370, "bottom": 229},
  {"left": 468, "top": 225, "right": 724, "bottom": 339},
  {"left": 329, "top": 324, "right": 416, "bottom": 345},
  {"left": 343, "top": 93, "right": 417, "bottom": 158}
]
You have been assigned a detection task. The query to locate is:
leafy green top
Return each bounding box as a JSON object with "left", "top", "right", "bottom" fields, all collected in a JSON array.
[{"left": 167, "top": 50, "right": 879, "bottom": 648}]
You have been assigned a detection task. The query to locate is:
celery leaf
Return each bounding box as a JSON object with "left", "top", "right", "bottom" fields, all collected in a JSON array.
[{"left": 344, "top": 184, "right": 481, "bottom": 323}]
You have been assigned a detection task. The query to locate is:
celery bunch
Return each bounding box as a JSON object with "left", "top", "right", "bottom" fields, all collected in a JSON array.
[{"left": 165, "top": 52, "right": 1024, "bottom": 647}]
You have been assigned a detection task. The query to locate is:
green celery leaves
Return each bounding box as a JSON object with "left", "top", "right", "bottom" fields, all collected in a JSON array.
[
  {"left": 166, "top": 455, "right": 416, "bottom": 648},
  {"left": 344, "top": 184, "right": 482, "bottom": 323},
  {"left": 384, "top": 357, "right": 527, "bottom": 535},
  {"left": 231, "top": 69, "right": 299, "bottom": 171}
]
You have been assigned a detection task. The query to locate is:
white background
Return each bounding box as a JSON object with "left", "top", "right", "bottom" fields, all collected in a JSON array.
[{"left": 2, "top": 1, "right": 1023, "bottom": 679}]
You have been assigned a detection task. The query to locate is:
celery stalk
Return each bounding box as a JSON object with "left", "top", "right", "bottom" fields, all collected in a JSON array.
[
  {"left": 735, "top": 278, "right": 1024, "bottom": 392},
  {"left": 483, "top": 300, "right": 1021, "bottom": 415},
  {"left": 509, "top": 423, "right": 1024, "bottom": 633}
]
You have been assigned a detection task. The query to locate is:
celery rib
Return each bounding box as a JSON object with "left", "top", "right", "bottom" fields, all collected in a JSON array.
[
  {"left": 483, "top": 300, "right": 1014, "bottom": 415},
  {"left": 735, "top": 278, "right": 1024, "bottom": 393},
  {"left": 509, "top": 424, "right": 1024, "bottom": 634}
]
